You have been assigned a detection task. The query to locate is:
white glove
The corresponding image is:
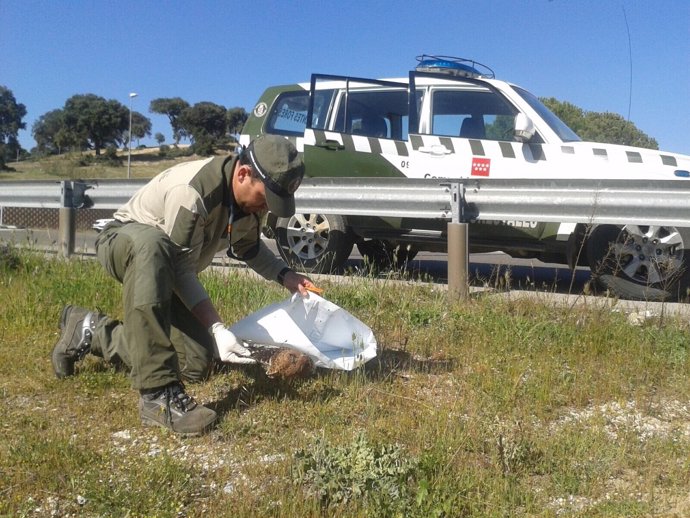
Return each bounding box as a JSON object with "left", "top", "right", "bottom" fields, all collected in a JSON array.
[
  {"left": 209, "top": 323, "right": 253, "bottom": 362},
  {"left": 224, "top": 352, "right": 258, "bottom": 365}
]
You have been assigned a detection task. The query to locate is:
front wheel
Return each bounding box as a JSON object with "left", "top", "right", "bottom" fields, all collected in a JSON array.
[
  {"left": 275, "top": 213, "right": 354, "bottom": 274},
  {"left": 586, "top": 224, "right": 690, "bottom": 301}
]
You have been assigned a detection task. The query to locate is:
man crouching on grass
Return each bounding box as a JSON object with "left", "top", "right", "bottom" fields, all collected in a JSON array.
[{"left": 52, "top": 135, "right": 317, "bottom": 436}]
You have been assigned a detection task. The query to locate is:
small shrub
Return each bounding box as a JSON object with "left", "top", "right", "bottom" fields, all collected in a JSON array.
[
  {"left": 0, "top": 244, "right": 20, "bottom": 270},
  {"left": 166, "top": 145, "right": 194, "bottom": 158},
  {"left": 191, "top": 136, "right": 215, "bottom": 157},
  {"left": 292, "top": 431, "right": 418, "bottom": 512},
  {"left": 73, "top": 147, "right": 122, "bottom": 168},
  {"left": 102, "top": 145, "right": 122, "bottom": 166}
]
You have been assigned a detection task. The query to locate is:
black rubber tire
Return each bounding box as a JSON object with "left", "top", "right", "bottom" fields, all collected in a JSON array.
[
  {"left": 356, "top": 240, "right": 418, "bottom": 271},
  {"left": 586, "top": 224, "right": 690, "bottom": 301},
  {"left": 274, "top": 213, "right": 354, "bottom": 274}
]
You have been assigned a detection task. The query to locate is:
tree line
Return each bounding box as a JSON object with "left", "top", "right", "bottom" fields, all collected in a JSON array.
[
  {"left": 540, "top": 97, "right": 658, "bottom": 149},
  {"left": 0, "top": 84, "right": 659, "bottom": 171},
  {"left": 0, "top": 85, "right": 248, "bottom": 169}
]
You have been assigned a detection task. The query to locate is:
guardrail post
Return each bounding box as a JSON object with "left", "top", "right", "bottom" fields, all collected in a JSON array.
[
  {"left": 58, "top": 181, "right": 75, "bottom": 258},
  {"left": 447, "top": 182, "right": 469, "bottom": 301}
]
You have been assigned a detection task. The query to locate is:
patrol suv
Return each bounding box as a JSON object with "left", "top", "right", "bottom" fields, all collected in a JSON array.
[{"left": 240, "top": 55, "right": 690, "bottom": 301}]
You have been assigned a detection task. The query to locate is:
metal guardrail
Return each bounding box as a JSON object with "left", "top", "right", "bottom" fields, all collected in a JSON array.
[
  {"left": 3, "top": 177, "right": 690, "bottom": 226},
  {"left": 4, "top": 177, "right": 690, "bottom": 299},
  {"left": 295, "top": 178, "right": 455, "bottom": 220},
  {"left": 0, "top": 178, "right": 455, "bottom": 218},
  {"left": 0, "top": 179, "right": 147, "bottom": 210},
  {"left": 462, "top": 178, "right": 690, "bottom": 228}
]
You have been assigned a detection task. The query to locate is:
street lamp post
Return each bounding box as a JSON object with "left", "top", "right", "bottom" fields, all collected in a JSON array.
[{"left": 127, "top": 92, "right": 138, "bottom": 179}]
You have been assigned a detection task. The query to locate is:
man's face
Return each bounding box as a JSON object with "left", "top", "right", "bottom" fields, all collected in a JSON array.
[{"left": 233, "top": 164, "right": 268, "bottom": 214}]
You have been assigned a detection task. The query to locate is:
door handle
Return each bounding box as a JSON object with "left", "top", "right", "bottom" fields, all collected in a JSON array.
[{"left": 315, "top": 139, "right": 345, "bottom": 151}]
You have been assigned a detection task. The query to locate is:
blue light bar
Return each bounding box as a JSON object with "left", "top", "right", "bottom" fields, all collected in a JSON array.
[{"left": 415, "top": 54, "right": 495, "bottom": 79}]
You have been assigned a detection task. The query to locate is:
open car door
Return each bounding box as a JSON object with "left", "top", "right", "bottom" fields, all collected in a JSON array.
[{"left": 303, "top": 74, "right": 410, "bottom": 179}]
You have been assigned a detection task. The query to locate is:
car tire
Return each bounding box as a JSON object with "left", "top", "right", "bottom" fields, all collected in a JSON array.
[
  {"left": 586, "top": 224, "right": 690, "bottom": 301},
  {"left": 275, "top": 213, "right": 354, "bottom": 274},
  {"left": 357, "top": 240, "right": 418, "bottom": 271}
]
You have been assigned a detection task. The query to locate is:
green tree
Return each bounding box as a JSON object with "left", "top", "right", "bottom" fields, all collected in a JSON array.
[
  {"left": 150, "top": 97, "right": 189, "bottom": 146},
  {"left": 154, "top": 132, "right": 165, "bottom": 145},
  {"left": 226, "top": 107, "right": 248, "bottom": 138},
  {"left": 32, "top": 109, "right": 80, "bottom": 155},
  {"left": 130, "top": 111, "right": 152, "bottom": 146},
  {"left": 0, "top": 86, "right": 27, "bottom": 169},
  {"left": 580, "top": 111, "right": 658, "bottom": 149},
  {"left": 33, "top": 109, "right": 62, "bottom": 154},
  {"left": 179, "top": 101, "right": 227, "bottom": 155},
  {"left": 62, "top": 94, "right": 130, "bottom": 155},
  {"left": 540, "top": 97, "right": 587, "bottom": 135},
  {"left": 540, "top": 97, "right": 657, "bottom": 149}
]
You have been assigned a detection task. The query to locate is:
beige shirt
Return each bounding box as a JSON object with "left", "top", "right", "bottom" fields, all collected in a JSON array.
[{"left": 114, "top": 155, "right": 286, "bottom": 309}]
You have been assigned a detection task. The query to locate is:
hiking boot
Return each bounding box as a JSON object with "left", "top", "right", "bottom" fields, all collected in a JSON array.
[
  {"left": 52, "top": 305, "right": 105, "bottom": 378},
  {"left": 139, "top": 382, "right": 217, "bottom": 436}
]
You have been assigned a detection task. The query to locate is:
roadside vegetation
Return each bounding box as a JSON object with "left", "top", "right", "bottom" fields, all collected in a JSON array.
[
  {"left": 1, "top": 146, "right": 210, "bottom": 181},
  {"left": 1, "top": 245, "right": 690, "bottom": 517}
]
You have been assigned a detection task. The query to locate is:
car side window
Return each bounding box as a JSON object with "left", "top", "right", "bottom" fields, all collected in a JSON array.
[
  {"left": 266, "top": 90, "right": 335, "bottom": 136},
  {"left": 333, "top": 89, "right": 409, "bottom": 140},
  {"left": 430, "top": 88, "right": 518, "bottom": 141}
]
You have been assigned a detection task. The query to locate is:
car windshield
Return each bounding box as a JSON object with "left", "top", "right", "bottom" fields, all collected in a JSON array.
[{"left": 511, "top": 85, "right": 581, "bottom": 142}]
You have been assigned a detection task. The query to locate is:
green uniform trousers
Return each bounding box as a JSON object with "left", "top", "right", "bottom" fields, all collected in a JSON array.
[{"left": 94, "top": 221, "right": 213, "bottom": 390}]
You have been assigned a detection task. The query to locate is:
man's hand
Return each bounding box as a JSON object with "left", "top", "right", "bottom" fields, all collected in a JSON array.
[
  {"left": 282, "top": 270, "right": 319, "bottom": 296},
  {"left": 209, "top": 323, "right": 254, "bottom": 362}
]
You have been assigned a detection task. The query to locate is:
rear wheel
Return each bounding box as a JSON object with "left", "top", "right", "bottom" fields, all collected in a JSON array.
[
  {"left": 586, "top": 224, "right": 690, "bottom": 301},
  {"left": 275, "top": 213, "right": 353, "bottom": 274}
]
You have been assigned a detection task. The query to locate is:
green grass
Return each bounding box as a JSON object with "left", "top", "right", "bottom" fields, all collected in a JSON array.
[
  {"left": 1, "top": 147, "right": 203, "bottom": 181},
  {"left": 2, "top": 246, "right": 690, "bottom": 517}
]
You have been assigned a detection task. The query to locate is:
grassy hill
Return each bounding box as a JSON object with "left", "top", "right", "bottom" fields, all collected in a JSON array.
[{"left": 1, "top": 145, "right": 229, "bottom": 181}]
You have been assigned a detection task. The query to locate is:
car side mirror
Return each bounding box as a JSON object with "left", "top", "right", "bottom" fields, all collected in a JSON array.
[{"left": 514, "top": 113, "right": 535, "bottom": 143}]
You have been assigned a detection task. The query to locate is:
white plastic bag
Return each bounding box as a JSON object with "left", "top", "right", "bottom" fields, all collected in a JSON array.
[{"left": 229, "top": 293, "right": 377, "bottom": 370}]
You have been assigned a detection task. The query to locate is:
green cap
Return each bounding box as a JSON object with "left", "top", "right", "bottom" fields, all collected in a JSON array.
[{"left": 246, "top": 135, "right": 304, "bottom": 217}]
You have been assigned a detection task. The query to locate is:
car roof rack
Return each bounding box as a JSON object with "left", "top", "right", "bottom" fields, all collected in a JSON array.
[{"left": 415, "top": 54, "right": 495, "bottom": 79}]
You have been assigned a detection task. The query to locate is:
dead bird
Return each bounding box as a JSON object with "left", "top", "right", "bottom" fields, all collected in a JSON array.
[{"left": 245, "top": 344, "right": 315, "bottom": 380}]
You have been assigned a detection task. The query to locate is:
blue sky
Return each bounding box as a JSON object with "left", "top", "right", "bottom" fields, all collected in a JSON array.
[{"left": 2, "top": 0, "right": 689, "bottom": 155}]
